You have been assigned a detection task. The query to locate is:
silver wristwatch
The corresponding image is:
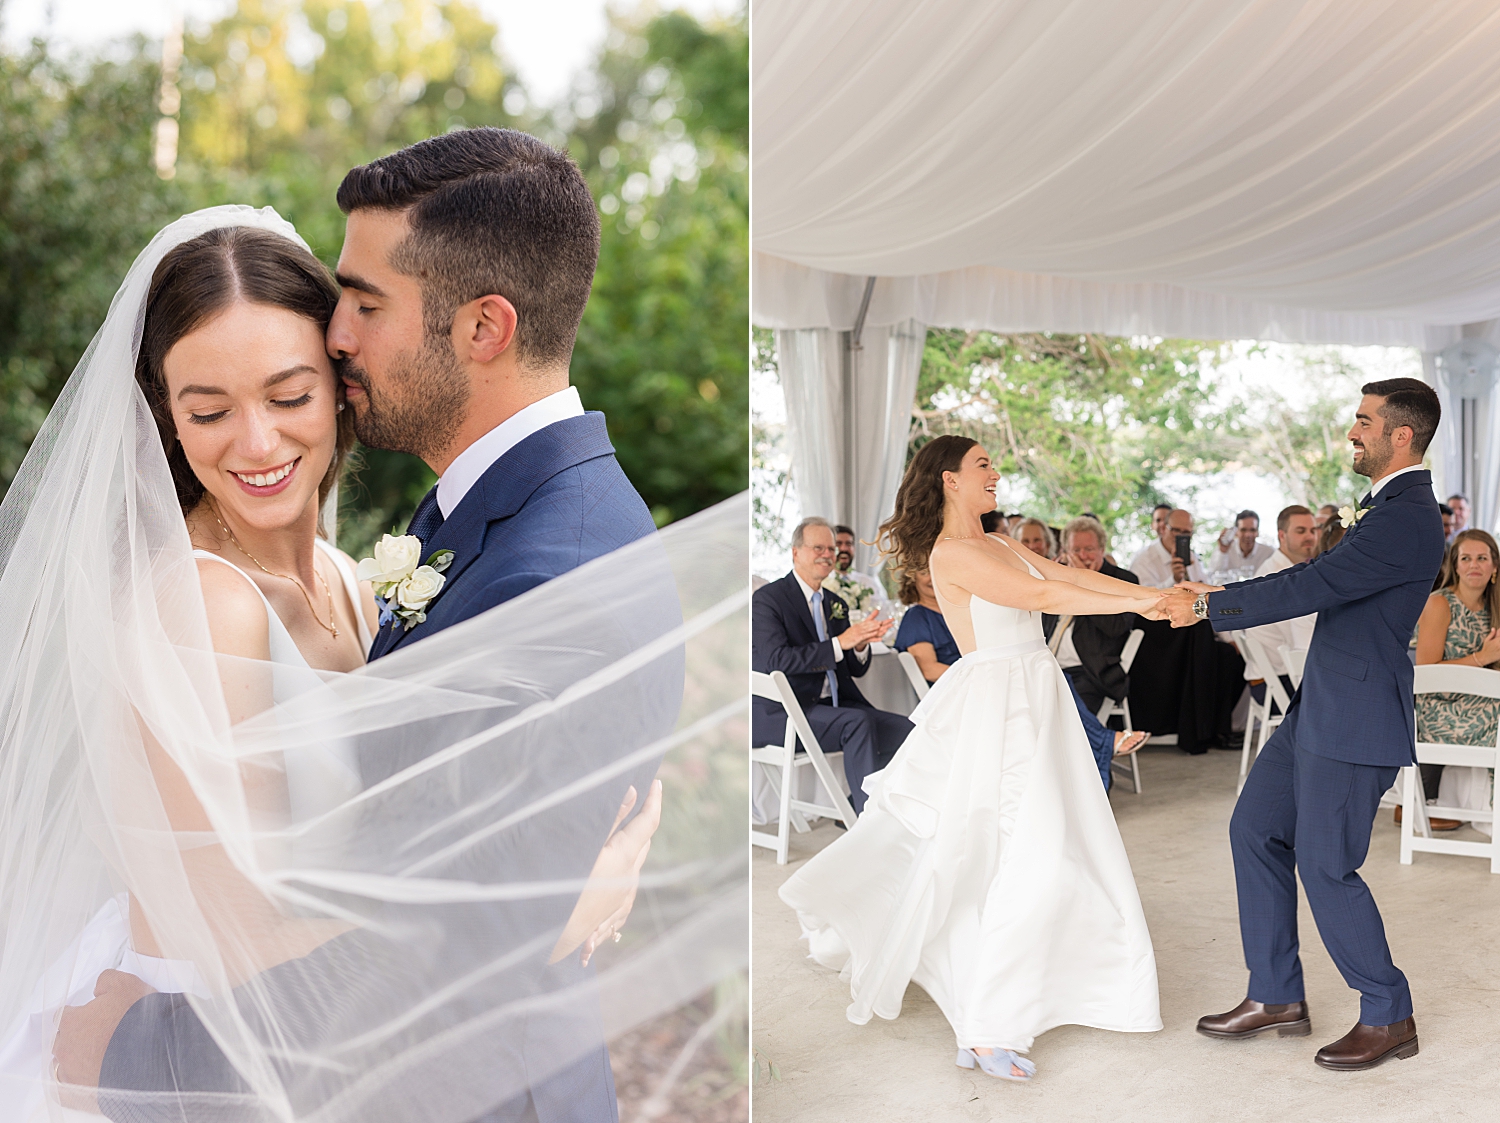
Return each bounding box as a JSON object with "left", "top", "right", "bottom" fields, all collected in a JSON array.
[{"left": 1192, "top": 592, "right": 1210, "bottom": 620}]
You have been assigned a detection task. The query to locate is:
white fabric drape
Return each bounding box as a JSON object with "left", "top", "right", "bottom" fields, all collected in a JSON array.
[
  {"left": 754, "top": 253, "right": 1469, "bottom": 349},
  {"left": 776, "top": 320, "right": 925, "bottom": 572},
  {"left": 1431, "top": 339, "right": 1500, "bottom": 534},
  {"left": 753, "top": 0, "right": 1500, "bottom": 338}
]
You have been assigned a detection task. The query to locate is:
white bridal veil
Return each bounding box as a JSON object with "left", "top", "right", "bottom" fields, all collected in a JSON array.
[{"left": 0, "top": 206, "right": 748, "bottom": 1121}]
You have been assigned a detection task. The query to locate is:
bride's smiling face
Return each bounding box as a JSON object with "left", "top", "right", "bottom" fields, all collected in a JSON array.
[
  {"left": 163, "top": 301, "right": 340, "bottom": 532},
  {"left": 941, "top": 445, "right": 1000, "bottom": 519}
]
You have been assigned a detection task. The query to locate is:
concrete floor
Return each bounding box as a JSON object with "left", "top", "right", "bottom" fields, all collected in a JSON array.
[{"left": 752, "top": 745, "right": 1500, "bottom": 1123}]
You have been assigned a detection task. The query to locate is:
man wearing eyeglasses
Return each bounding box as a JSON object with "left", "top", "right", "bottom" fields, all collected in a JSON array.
[
  {"left": 752, "top": 517, "right": 913, "bottom": 814},
  {"left": 1042, "top": 516, "right": 1143, "bottom": 715}
]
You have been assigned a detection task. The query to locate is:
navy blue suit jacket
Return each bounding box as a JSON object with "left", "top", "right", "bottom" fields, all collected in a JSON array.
[
  {"left": 370, "top": 412, "right": 657, "bottom": 659},
  {"left": 751, "top": 572, "right": 873, "bottom": 734},
  {"left": 1206, "top": 469, "right": 1444, "bottom": 768}
]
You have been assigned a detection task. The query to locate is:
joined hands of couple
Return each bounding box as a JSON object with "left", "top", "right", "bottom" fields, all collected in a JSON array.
[{"left": 1140, "top": 581, "right": 1226, "bottom": 628}]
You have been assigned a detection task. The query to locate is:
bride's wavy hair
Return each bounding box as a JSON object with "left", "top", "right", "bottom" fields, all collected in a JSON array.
[
  {"left": 134, "top": 226, "right": 354, "bottom": 524},
  {"left": 877, "top": 435, "right": 979, "bottom": 573}
]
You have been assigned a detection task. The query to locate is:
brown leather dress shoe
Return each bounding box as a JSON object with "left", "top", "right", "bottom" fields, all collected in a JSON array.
[
  {"left": 1314, "top": 1017, "right": 1418, "bottom": 1070},
  {"left": 1394, "top": 805, "right": 1461, "bottom": 830},
  {"left": 1197, "top": 998, "right": 1310, "bottom": 1039}
]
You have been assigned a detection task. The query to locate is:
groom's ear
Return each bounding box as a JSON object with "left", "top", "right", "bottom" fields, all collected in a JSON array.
[{"left": 457, "top": 294, "right": 519, "bottom": 364}]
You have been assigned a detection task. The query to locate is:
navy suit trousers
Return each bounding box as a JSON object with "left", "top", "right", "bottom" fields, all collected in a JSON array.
[{"left": 1230, "top": 724, "right": 1411, "bottom": 1025}]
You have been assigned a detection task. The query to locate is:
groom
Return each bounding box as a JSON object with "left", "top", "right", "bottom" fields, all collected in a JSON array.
[
  {"left": 63, "top": 129, "right": 662, "bottom": 1123},
  {"left": 1163, "top": 378, "right": 1444, "bottom": 1070}
]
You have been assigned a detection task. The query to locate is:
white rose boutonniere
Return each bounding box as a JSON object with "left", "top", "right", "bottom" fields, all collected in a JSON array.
[
  {"left": 357, "top": 534, "right": 455, "bottom": 630},
  {"left": 1338, "top": 503, "right": 1372, "bottom": 529}
]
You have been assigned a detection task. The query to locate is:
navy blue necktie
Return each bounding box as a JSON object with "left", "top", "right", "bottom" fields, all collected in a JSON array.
[
  {"left": 406, "top": 487, "right": 444, "bottom": 551},
  {"left": 811, "top": 590, "right": 840, "bottom": 707},
  {"left": 1359, "top": 492, "right": 1372, "bottom": 508}
]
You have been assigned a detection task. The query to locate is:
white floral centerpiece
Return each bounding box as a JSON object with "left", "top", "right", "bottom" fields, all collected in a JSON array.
[
  {"left": 356, "top": 534, "right": 455, "bottom": 631},
  {"left": 822, "top": 571, "right": 876, "bottom": 615}
]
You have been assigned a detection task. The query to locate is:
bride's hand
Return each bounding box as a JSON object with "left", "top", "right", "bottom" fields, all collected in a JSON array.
[
  {"left": 53, "top": 969, "right": 157, "bottom": 1107},
  {"left": 550, "top": 779, "right": 664, "bottom": 967}
]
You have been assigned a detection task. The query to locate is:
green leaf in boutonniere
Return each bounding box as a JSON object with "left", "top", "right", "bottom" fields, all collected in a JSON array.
[{"left": 426, "top": 549, "right": 455, "bottom": 574}]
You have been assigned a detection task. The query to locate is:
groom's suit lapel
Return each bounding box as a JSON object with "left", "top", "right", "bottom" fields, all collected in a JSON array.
[
  {"left": 369, "top": 413, "right": 618, "bottom": 659},
  {"left": 1343, "top": 469, "right": 1432, "bottom": 546}
]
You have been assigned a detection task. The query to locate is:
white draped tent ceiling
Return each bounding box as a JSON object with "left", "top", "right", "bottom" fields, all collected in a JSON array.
[{"left": 753, "top": 0, "right": 1500, "bottom": 561}]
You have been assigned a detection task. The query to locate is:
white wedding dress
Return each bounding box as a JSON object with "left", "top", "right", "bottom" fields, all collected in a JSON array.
[
  {"left": 0, "top": 541, "right": 368, "bottom": 1122},
  {"left": 779, "top": 546, "right": 1161, "bottom": 1053}
]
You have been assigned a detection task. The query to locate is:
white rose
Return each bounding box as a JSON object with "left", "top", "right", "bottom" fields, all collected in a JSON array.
[
  {"left": 357, "top": 534, "right": 421, "bottom": 586},
  {"left": 395, "top": 565, "right": 445, "bottom": 610}
]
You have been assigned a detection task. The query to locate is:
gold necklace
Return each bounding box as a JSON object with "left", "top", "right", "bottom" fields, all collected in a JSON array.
[{"left": 209, "top": 505, "right": 339, "bottom": 638}]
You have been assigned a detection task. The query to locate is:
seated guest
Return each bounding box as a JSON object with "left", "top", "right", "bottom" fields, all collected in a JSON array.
[
  {"left": 1238, "top": 505, "right": 1317, "bottom": 707},
  {"left": 1313, "top": 503, "right": 1339, "bottom": 529},
  {"left": 1127, "top": 507, "right": 1245, "bottom": 751},
  {"left": 979, "top": 510, "right": 1006, "bottom": 535},
  {"left": 825, "top": 523, "right": 890, "bottom": 614},
  {"left": 1129, "top": 507, "right": 1207, "bottom": 588},
  {"left": 893, "top": 568, "right": 960, "bottom": 681},
  {"left": 1439, "top": 503, "right": 1455, "bottom": 542},
  {"left": 753, "top": 517, "right": 912, "bottom": 814},
  {"left": 1206, "top": 508, "right": 1275, "bottom": 577},
  {"left": 1410, "top": 529, "right": 1500, "bottom": 834},
  {"left": 1316, "top": 517, "right": 1346, "bottom": 556},
  {"left": 895, "top": 566, "right": 1142, "bottom": 790},
  {"left": 1448, "top": 493, "right": 1471, "bottom": 540},
  {"left": 1044, "top": 517, "right": 1142, "bottom": 713},
  {"left": 1016, "top": 517, "right": 1056, "bottom": 559},
  {"left": 1150, "top": 503, "right": 1172, "bottom": 541}
]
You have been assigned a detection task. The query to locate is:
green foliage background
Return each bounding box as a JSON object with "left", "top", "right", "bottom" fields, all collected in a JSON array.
[{"left": 0, "top": 0, "right": 747, "bottom": 557}]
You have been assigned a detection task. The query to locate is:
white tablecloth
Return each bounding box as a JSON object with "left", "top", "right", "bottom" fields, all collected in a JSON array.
[{"left": 860, "top": 645, "right": 921, "bottom": 716}]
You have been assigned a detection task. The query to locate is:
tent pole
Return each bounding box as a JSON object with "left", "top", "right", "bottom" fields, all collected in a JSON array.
[{"left": 843, "top": 277, "right": 878, "bottom": 529}]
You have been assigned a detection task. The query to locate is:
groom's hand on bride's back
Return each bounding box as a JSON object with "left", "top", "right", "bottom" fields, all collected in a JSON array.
[{"left": 53, "top": 969, "right": 156, "bottom": 1104}]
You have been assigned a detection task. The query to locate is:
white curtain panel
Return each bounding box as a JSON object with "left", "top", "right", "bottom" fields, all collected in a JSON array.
[
  {"left": 1430, "top": 340, "right": 1500, "bottom": 534},
  {"left": 753, "top": 0, "right": 1500, "bottom": 333},
  {"left": 753, "top": 253, "right": 1465, "bottom": 347},
  {"left": 776, "top": 320, "right": 927, "bottom": 572}
]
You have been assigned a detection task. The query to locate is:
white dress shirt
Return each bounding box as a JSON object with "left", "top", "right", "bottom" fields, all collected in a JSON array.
[
  {"left": 792, "top": 570, "right": 866, "bottom": 696},
  {"left": 1205, "top": 539, "right": 1275, "bottom": 576},
  {"left": 1240, "top": 547, "right": 1316, "bottom": 680},
  {"left": 1129, "top": 540, "right": 1207, "bottom": 589},
  {"left": 1367, "top": 462, "right": 1426, "bottom": 500},
  {"left": 435, "top": 386, "right": 585, "bottom": 518}
]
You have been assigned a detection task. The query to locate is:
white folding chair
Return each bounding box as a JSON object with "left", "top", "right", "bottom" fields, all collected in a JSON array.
[
  {"left": 1400, "top": 664, "right": 1500, "bottom": 872},
  {"left": 1096, "top": 628, "right": 1146, "bottom": 794},
  {"left": 1233, "top": 631, "right": 1293, "bottom": 794},
  {"left": 750, "top": 670, "right": 857, "bottom": 864},
  {"left": 1279, "top": 645, "right": 1307, "bottom": 690},
  {"left": 896, "top": 650, "right": 931, "bottom": 700}
]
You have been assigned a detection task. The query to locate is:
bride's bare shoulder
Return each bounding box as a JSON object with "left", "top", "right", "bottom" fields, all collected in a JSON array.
[{"left": 194, "top": 555, "right": 272, "bottom": 660}]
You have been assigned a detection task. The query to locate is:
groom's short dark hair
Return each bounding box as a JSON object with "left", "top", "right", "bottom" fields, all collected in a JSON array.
[
  {"left": 337, "top": 128, "right": 600, "bottom": 367},
  {"left": 1361, "top": 377, "right": 1441, "bottom": 456}
]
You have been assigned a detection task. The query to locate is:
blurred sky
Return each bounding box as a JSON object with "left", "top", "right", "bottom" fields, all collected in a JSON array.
[{"left": 0, "top": 0, "right": 738, "bottom": 104}]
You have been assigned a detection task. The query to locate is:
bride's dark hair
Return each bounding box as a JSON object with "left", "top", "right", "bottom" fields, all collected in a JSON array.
[
  {"left": 134, "top": 226, "right": 353, "bottom": 522},
  {"left": 877, "top": 435, "right": 979, "bottom": 573}
]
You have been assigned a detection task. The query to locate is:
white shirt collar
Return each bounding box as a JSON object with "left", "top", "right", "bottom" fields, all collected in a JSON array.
[
  {"left": 1368, "top": 462, "right": 1425, "bottom": 500},
  {"left": 435, "top": 387, "right": 584, "bottom": 517},
  {"left": 791, "top": 569, "right": 822, "bottom": 605}
]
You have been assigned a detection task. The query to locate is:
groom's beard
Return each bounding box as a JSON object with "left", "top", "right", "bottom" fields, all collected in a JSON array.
[
  {"left": 339, "top": 335, "right": 469, "bottom": 463},
  {"left": 1352, "top": 433, "right": 1393, "bottom": 480}
]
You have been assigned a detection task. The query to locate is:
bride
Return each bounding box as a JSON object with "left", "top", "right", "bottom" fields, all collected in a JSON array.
[
  {"left": 0, "top": 206, "right": 741, "bottom": 1121},
  {"left": 779, "top": 436, "right": 1164, "bottom": 1081}
]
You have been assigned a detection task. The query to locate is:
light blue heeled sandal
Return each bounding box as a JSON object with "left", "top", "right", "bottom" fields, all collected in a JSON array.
[{"left": 957, "top": 1047, "right": 1036, "bottom": 1082}]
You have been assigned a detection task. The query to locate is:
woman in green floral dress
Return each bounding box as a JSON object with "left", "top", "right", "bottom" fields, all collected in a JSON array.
[{"left": 1413, "top": 529, "right": 1500, "bottom": 835}]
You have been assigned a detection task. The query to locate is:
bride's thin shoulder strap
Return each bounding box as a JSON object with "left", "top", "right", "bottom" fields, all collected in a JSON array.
[{"left": 191, "top": 549, "right": 269, "bottom": 601}]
